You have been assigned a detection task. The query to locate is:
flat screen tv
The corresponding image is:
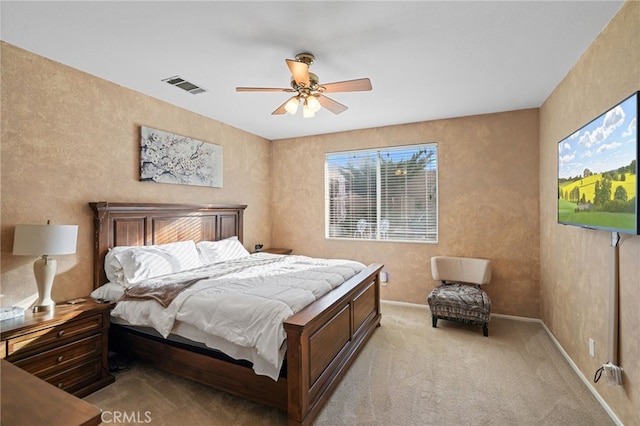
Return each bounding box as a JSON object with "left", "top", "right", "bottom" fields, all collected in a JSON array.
[{"left": 558, "top": 91, "right": 639, "bottom": 235}]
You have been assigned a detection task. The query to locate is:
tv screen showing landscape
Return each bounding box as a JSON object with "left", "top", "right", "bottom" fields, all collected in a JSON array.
[{"left": 558, "top": 91, "right": 639, "bottom": 234}]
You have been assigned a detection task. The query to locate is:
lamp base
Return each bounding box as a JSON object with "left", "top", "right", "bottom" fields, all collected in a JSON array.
[
  {"left": 32, "top": 303, "right": 54, "bottom": 313},
  {"left": 33, "top": 305, "right": 55, "bottom": 314},
  {"left": 33, "top": 257, "right": 57, "bottom": 313}
]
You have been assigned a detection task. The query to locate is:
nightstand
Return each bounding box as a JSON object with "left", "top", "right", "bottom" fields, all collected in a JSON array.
[
  {"left": 261, "top": 248, "right": 292, "bottom": 255},
  {"left": 0, "top": 298, "right": 115, "bottom": 398}
]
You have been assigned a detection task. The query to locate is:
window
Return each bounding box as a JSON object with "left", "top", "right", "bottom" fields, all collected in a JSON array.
[{"left": 325, "top": 143, "right": 438, "bottom": 243}]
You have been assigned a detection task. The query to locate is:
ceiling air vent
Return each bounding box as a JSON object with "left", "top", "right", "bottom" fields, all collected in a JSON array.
[{"left": 162, "top": 76, "right": 208, "bottom": 94}]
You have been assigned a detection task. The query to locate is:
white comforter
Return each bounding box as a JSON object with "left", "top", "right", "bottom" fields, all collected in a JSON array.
[{"left": 109, "top": 253, "right": 365, "bottom": 380}]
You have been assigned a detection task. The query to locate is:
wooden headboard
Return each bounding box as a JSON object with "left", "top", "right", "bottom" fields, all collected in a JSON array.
[{"left": 89, "top": 202, "right": 247, "bottom": 289}]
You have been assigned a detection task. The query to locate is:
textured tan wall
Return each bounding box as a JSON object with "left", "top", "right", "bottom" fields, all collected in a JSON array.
[
  {"left": 539, "top": 1, "right": 639, "bottom": 423},
  {"left": 0, "top": 42, "right": 272, "bottom": 306},
  {"left": 270, "top": 109, "right": 540, "bottom": 317}
]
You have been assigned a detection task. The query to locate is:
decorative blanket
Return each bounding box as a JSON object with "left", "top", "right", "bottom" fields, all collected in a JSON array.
[
  {"left": 122, "top": 278, "right": 203, "bottom": 307},
  {"left": 111, "top": 254, "right": 365, "bottom": 380}
]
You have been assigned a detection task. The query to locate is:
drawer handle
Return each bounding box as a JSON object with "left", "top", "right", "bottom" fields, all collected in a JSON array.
[
  {"left": 57, "top": 330, "right": 65, "bottom": 338},
  {"left": 57, "top": 383, "right": 64, "bottom": 388},
  {"left": 57, "top": 356, "right": 64, "bottom": 363}
]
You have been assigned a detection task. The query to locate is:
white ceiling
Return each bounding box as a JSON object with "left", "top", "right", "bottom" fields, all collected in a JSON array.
[{"left": 1, "top": 1, "right": 624, "bottom": 141}]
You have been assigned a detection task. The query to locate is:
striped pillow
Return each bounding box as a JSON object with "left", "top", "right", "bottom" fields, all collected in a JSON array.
[
  {"left": 114, "top": 240, "right": 202, "bottom": 286},
  {"left": 196, "top": 236, "right": 249, "bottom": 264}
]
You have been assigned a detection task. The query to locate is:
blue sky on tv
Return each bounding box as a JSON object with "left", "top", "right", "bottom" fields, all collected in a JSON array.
[{"left": 558, "top": 93, "right": 637, "bottom": 179}]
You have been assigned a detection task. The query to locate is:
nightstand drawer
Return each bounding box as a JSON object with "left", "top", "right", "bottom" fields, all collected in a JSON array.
[
  {"left": 42, "top": 359, "right": 102, "bottom": 394},
  {"left": 6, "top": 314, "right": 103, "bottom": 357},
  {"left": 12, "top": 334, "right": 102, "bottom": 377}
]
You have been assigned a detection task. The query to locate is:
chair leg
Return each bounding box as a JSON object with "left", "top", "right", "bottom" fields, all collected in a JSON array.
[
  {"left": 482, "top": 323, "right": 488, "bottom": 337},
  {"left": 431, "top": 315, "right": 438, "bottom": 328}
]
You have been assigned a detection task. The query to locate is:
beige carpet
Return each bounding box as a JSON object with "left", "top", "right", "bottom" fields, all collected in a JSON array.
[{"left": 85, "top": 303, "right": 613, "bottom": 425}]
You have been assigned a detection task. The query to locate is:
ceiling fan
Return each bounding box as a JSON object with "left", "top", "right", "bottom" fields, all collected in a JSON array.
[{"left": 236, "top": 52, "right": 372, "bottom": 118}]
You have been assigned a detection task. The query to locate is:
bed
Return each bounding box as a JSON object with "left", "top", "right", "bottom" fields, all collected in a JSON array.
[{"left": 89, "top": 202, "right": 383, "bottom": 426}]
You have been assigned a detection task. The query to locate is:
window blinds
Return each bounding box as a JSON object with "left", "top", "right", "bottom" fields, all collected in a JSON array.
[{"left": 325, "top": 144, "right": 438, "bottom": 243}]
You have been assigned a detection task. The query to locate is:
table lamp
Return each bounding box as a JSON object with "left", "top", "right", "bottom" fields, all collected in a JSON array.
[{"left": 12, "top": 221, "right": 78, "bottom": 312}]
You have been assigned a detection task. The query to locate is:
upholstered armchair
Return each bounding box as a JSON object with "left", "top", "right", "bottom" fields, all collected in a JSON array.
[{"left": 427, "top": 256, "right": 492, "bottom": 336}]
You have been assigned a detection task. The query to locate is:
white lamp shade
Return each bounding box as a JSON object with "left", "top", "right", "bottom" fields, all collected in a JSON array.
[
  {"left": 13, "top": 224, "right": 78, "bottom": 256},
  {"left": 302, "top": 100, "right": 315, "bottom": 118},
  {"left": 307, "top": 95, "right": 321, "bottom": 113},
  {"left": 284, "top": 97, "right": 299, "bottom": 115}
]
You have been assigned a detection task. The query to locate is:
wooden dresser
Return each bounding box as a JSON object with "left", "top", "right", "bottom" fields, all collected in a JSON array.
[{"left": 0, "top": 299, "right": 115, "bottom": 398}]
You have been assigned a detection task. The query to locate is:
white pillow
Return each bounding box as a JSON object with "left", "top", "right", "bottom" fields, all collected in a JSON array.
[
  {"left": 196, "top": 236, "right": 250, "bottom": 264},
  {"left": 104, "top": 246, "right": 132, "bottom": 286},
  {"left": 113, "top": 240, "right": 202, "bottom": 285},
  {"left": 90, "top": 282, "right": 125, "bottom": 302}
]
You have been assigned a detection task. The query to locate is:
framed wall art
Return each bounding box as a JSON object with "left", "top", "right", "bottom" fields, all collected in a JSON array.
[{"left": 140, "top": 126, "right": 223, "bottom": 188}]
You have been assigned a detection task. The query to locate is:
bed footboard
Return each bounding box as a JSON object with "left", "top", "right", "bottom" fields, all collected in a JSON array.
[{"left": 284, "top": 263, "right": 383, "bottom": 426}]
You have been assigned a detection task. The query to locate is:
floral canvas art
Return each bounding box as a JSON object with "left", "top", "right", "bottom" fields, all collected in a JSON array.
[{"left": 140, "top": 126, "right": 223, "bottom": 188}]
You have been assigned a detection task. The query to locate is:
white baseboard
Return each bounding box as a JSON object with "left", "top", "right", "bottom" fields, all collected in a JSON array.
[
  {"left": 380, "top": 299, "right": 623, "bottom": 425},
  {"left": 381, "top": 299, "right": 429, "bottom": 309},
  {"left": 491, "top": 312, "right": 540, "bottom": 322}
]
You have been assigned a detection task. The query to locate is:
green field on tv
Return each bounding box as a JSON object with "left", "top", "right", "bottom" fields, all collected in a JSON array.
[
  {"left": 558, "top": 202, "right": 636, "bottom": 230},
  {"left": 558, "top": 172, "right": 636, "bottom": 231}
]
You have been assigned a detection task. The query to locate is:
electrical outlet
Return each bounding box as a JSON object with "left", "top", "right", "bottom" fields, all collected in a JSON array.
[
  {"left": 380, "top": 271, "right": 388, "bottom": 286},
  {"left": 589, "top": 338, "right": 595, "bottom": 358}
]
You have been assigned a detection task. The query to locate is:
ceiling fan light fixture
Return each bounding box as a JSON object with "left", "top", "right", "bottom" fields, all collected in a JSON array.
[
  {"left": 307, "top": 95, "right": 321, "bottom": 113},
  {"left": 284, "top": 97, "right": 300, "bottom": 115},
  {"left": 302, "top": 99, "right": 315, "bottom": 118}
]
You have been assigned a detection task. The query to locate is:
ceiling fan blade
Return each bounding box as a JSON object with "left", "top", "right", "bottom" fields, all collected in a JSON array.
[
  {"left": 272, "top": 97, "right": 296, "bottom": 115},
  {"left": 286, "top": 59, "right": 310, "bottom": 87},
  {"left": 318, "top": 95, "right": 348, "bottom": 114},
  {"left": 236, "top": 87, "right": 292, "bottom": 92},
  {"left": 321, "top": 78, "right": 372, "bottom": 93}
]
